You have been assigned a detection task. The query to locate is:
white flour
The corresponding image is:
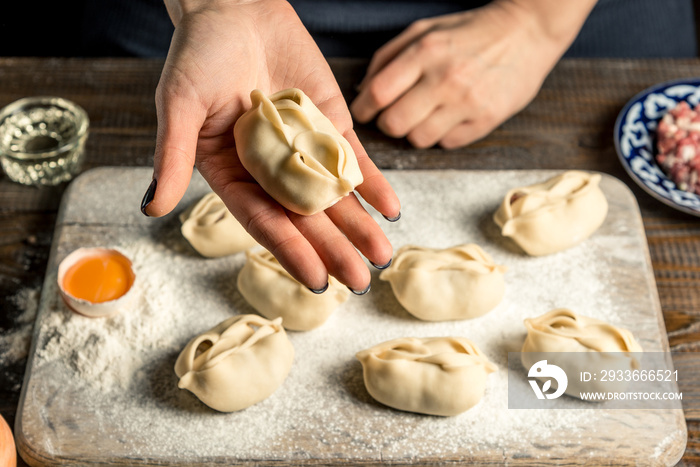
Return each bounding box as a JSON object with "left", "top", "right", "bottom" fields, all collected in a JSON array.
[
  {"left": 35, "top": 235, "right": 600, "bottom": 458},
  {"left": 0, "top": 287, "right": 40, "bottom": 367},
  {"left": 24, "top": 170, "right": 681, "bottom": 463}
]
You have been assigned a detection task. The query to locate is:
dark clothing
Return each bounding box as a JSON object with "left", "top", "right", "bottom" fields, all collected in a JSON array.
[
  {"left": 567, "top": 0, "right": 697, "bottom": 57},
  {"left": 81, "top": 0, "right": 175, "bottom": 58},
  {"left": 291, "top": 0, "right": 698, "bottom": 58},
  {"left": 68, "top": 0, "right": 699, "bottom": 58}
]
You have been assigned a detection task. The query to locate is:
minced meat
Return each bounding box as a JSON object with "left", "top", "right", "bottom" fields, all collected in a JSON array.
[{"left": 656, "top": 101, "right": 700, "bottom": 195}]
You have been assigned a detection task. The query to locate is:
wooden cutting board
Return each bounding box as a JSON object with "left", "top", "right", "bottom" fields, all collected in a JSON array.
[{"left": 16, "top": 167, "right": 686, "bottom": 466}]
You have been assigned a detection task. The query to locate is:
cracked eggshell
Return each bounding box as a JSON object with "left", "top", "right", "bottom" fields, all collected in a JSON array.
[{"left": 57, "top": 247, "right": 136, "bottom": 318}]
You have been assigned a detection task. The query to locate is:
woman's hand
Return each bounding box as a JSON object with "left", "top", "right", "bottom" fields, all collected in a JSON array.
[
  {"left": 351, "top": 0, "right": 597, "bottom": 149},
  {"left": 144, "top": 0, "right": 400, "bottom": 292}
]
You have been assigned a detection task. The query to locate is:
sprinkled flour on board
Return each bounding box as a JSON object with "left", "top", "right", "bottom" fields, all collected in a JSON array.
[{"left": 20, "top": 169, "right": 683, "bottom": 463}]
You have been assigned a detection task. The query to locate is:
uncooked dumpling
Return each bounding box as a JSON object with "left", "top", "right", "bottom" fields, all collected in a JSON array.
[
  {"left": 356, "top": 337, "right": 497, "bottom": 416},
  {"left": 237, "top": 249, "right": 350, "bottom": 331},
  {"left": 521, "top": 308, "right": 642, "bottom": 399},
  {"left": 174, "top": 314, "right": 293, "bottom": 412},
  {"left": 180, "top": 192, "right": 256, "bottom": 257},
  {"left": 493, "top": 171, "right": 608, "bottom": 256},
  {"left": 233, "top": 88, "right": 363, "bottom": 215},
  {"left": 379, "top": 244, "right": 507, "bottom": 321}
]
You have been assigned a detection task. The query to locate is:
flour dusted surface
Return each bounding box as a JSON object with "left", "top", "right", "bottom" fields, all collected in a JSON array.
[
  {"left": 20, "top": 169, "right": 681, "bottom": 464},
  {"left": 1, "top": 287, "right": 40, "bottom": 370}
]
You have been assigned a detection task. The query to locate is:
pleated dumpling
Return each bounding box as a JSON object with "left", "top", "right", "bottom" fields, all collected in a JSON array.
[
  {"left": 237, "top": 249, "right": 350, "bottom": 331},
  {"left": 174, "top": 314, "right": 293, "bottom": 412},
  {"left": 379, "top": 244, "right": 507, "bottom": 321},
  {"left": 493, "top": 171, "right": 608, "bottom": 256},
  {"left": 356, "top": 337, "right": 497, "bottom": 416},
  {"left": 521, "top": 309, "right": 642, "bottom": 398},
  {"left": 180, "top": 192, "right": 256, "bottom": 257},
  {"left": 233, "top": 88, "right": 363, "bottom": 216}
]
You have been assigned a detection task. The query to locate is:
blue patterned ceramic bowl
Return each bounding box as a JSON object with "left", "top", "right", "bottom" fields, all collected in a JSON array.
[{"left": 614, "top": 77, "right": 700, "bottom": 216}]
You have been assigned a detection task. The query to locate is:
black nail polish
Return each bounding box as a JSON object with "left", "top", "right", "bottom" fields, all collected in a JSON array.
[
  {"left": 370, "top": 258, "right": 392, "bottom": 270},
  {"left": 308, "top": 283, "right": 329, "bottom": 294},
  {"left": 140, "top": 179, "right": 157, "bottom": 217},
  {"left": 383, "top": 211, "right": 401, "bottom": 222},
  {"left": 348, "top": 283, "right": 371, "bottom": 296}
]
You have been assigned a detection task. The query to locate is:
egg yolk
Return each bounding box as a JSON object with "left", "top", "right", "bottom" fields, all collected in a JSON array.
[{"left": 62, "top": 251, "right": 134, "bottom": 303}]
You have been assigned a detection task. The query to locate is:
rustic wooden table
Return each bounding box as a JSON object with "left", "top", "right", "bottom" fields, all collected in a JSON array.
[{"left": 0, "top": 57, "right": 698, "bottom": 465}]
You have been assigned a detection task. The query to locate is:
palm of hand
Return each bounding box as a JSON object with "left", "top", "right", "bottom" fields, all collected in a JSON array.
[
  {"left": 148, "top": 1, "right": 399, "bottom": 291},
  {"left": 163, "top": 2, "right": 347, "bottom": 185}
]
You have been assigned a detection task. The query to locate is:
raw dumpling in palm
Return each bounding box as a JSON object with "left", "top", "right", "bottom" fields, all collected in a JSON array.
[
  {"left": 233, "top": 88, "right": 363, "bottom": 215},
  {"left": 180, "top": 192, "right": 256, "bottom": 257},
  {"left": 356, "top": 336, "right": 497, "bottom": 416},
  {"left": 493, "top": 171, "right": 608, "bottom": 256},
  {"left": 379, "top": 244, "right": 507, "bottom": 321}
]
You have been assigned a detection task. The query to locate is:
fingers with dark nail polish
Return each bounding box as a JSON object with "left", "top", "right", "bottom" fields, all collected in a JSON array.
[
  {"left": 308, "top": 283, "right": 330, "bottom": 294},
  {"left": 383, "top": 211, "right": 401, "bottom": 222},
  {"left": 140, "top": 179, "right": 157, "bottom": 216},
  {"left": 348, "top": 283, "right": 371, "bottom": 295},
  {"left": 370, "top": 258, "right": 392, "bottom": 270}
]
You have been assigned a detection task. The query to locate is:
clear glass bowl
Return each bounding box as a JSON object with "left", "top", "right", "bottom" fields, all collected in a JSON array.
[{"left": 0, "top": 96, "right": 89, "bottom": 186}]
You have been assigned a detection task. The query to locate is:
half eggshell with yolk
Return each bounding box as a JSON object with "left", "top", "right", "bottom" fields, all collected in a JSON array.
[{"left": 57, "top": 247, "right": 136, "bottom": 318}]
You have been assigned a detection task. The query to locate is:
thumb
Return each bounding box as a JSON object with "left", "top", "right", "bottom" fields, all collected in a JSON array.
[{"left": 141, "top": 91, "right": 206, "bottom": 217}]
